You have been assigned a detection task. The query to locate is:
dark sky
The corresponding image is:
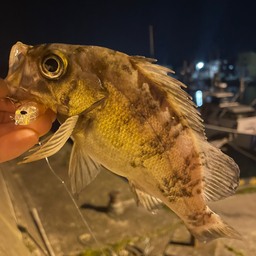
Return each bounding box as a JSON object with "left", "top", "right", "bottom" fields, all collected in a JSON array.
[{"left": 1, "top": 0, "right": 256, "bottom": 76}]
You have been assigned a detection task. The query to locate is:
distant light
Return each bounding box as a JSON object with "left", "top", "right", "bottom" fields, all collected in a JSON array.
[
  {"left": 196, "top": 62, "right": 204, "bottom": 70},
  {"left": 195, "top": 90, "right": 203, "bottom": 107},
  {"left": 212, "top": 65, "right": 219, "bottom": 72},
  {"left": 219, "top": 83, "right": 227, "bottom": 89},
  {"left": 223, "top": 59, "right": 228, "bottom": 64},
  {"left": 229, "top": 65, "right": 234, "bottom": 70},
  {"left": 223, "top": 65, "right": 227, "bottom": 70}
]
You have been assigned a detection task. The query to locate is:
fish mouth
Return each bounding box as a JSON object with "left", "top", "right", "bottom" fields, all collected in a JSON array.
[
  {"left": 4, "top": 76, "right": 29, "bottom": 100},
  {"left": 4, "top": 76, "right": 21, "bottom": 97},
  {"left": 8, "top": 42, "right": 29, "bottom": 74},
  {"left": 4, "top": 42, "right": 30, "bottom": 99}
]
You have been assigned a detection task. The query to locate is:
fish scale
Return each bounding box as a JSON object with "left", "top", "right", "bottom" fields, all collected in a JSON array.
[{"left": 89, "top": 85, "right": 161, "bottom": 175}]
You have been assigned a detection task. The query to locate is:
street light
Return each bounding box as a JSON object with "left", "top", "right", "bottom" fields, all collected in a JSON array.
[{"left": 196, "top": 62, "right": 204, "bottom": 70}]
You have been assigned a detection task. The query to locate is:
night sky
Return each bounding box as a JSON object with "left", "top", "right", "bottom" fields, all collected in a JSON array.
[{"left": 1, "top": 0, "right": 256, "bottom": 76}]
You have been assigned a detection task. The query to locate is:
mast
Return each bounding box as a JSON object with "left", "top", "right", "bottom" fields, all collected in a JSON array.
[{"left": 149, "top": 25, "right": 154, "bottom": 58}]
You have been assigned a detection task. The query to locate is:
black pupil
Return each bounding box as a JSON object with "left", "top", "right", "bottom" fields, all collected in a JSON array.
[
  {"left": 20, "top": 110, "right": 27, "bottom": 115},
  {"left": 44, "top": 58, "right": 59, "bottom": 72}
]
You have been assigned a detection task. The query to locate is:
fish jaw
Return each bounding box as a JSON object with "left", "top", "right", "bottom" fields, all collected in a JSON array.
[
  {"left": 5, "top": 42, "right": 43, "bottom": 103},
  {"left": 4, "top": 42, "right": 60, "bottom": 112},
  {"left": 5, "top": 42, "right": 30, "bottom": 97}
]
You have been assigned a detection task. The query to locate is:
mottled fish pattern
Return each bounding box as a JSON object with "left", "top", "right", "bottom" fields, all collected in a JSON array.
[{"left": 5, "top": 42, "right": 241, "bottom": 242}]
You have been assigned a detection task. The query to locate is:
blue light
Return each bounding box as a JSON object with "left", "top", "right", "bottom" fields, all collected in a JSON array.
[
  {"left": 229, "top": 65, "right": 234, "bottom": 70},
  {"left": 195, "top": 90, "right": 203, "bottom": 107}
]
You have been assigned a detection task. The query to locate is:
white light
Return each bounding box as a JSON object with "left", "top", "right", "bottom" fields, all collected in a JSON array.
[
  {"left": 196, "top": 62, "right": 204, "bottom": 70},
  {"left": 195, "top": 90, "right": 203, "bottom": 107},
  {"left": 229, "top": 65, "right": 234, "bottom": 70}
]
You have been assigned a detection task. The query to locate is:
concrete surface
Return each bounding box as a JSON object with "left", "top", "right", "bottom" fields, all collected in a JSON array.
[
  {"left": 1, "top": 141, "right": 256, "bottom": 256},
  {"left": 0, "top": 168, "right": 33, "bottom": 256}
]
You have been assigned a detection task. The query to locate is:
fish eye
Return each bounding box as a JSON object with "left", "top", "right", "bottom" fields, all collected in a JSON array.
[
  {"left": 44, "top": 58, "right": 59, "bottom": 72},
  {"left": 39, "top": 51, "right": 68, "bottom": 80}
]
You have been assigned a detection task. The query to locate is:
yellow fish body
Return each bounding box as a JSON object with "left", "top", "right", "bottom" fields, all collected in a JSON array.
[{"left": 5, "top": 42, "right": 241, "bottom": 242}]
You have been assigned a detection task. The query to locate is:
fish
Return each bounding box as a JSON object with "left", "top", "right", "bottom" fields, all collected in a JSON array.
[{"left": 4, "top": 42, "right": 241, "bottom": 243}]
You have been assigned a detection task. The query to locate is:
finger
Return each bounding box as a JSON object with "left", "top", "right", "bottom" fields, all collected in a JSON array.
[
  {"left": 0, "top": 78, "right": 9, "bottom": 98},
  {"left": 24, "top": 109, "right": 56, "bottom": 136},
  {"left": 0, "top": 122, "right": 16, "bottom": 137},
  {"left": 0, "top": 98, "right": 16, "bottom": 112},
  {"left": 0, "top": 109, "right": 57, "bottom": 137},
  {"left": 0, "top": 111, "right": 15, "bottom": 124},
  {"left": 0, "top": 129, "right": 39, "bottom": 163},
  {"left": 45, "top": 108, "right": 57, "bottom": 123}
]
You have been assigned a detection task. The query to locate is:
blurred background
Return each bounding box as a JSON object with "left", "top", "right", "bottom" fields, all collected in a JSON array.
[
  {"left": 0, "top": 0, "right": 256, "bottom": 77},
  {"left": 1, "top": 0, "right": 256, "bottom": 175},
  {"left": 1, "top": 1, "right": 256, "bottom": 255}
]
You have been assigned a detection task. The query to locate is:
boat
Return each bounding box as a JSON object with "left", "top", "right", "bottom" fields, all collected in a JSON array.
[{"left": 200, "top": 81, "right": 256, "bottom": 151}]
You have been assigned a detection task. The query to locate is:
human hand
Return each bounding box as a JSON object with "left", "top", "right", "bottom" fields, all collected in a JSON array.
[{"left": 0, "top": 78, "right": 56, "bottom": 163}]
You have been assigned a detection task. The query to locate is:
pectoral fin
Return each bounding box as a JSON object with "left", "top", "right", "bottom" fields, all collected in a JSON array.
[
  {"left": 129, "top": 181, "right": 162, "bottom": 213},
  {"left": 19, "top": 115, "right": 79, "bottom": 164},
  {"left": 69, "top": 142, "right": 102, "bottom": 194}
]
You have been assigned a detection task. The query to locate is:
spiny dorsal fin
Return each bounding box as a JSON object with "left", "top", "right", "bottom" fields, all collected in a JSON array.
[
  {"left": 129, "top": 180, "right": 162, "bottom": 213},
  {"left": 130, "top": 56, "right": 205, "bottom": 139},
  {"left": 199, "top": 141, "right": 240, "bottom": 202},
  {"left": 69, "top": 142, "right": 102, "bottom": 194},
  {"left": 131, "top": 56, "right": 158, "bottom": 64},
  {"left": 19, "top": 115, "right": 79, "bottom": 164},
  {"left": 131, "top": 57, "right": 240, "bottom": 202}
]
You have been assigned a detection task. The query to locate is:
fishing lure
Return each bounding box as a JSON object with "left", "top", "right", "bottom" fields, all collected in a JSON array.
[{"left": 12, "top": 102, "right": 43, "bottom": 125}]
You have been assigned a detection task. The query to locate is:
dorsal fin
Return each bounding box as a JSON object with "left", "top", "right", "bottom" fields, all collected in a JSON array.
[
  {"left": 130, "top": 57, "right": 240, "bottom": 201},
  {"left": 130, "top": 56, "right": 205, "bottom": 139}
]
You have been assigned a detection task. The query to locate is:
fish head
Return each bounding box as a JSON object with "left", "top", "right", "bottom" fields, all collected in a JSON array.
[{"left": 5, "top": 42, "right": 107, "bottom": 116}]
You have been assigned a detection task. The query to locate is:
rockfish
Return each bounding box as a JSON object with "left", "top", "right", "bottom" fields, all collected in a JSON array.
[{"left": 5, "top": 42, "right": 241, "bottom": 242}]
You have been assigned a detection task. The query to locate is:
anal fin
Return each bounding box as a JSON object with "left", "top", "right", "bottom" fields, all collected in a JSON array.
[{"left": 129, "top": 180, "right": 162, "bottom": 213}]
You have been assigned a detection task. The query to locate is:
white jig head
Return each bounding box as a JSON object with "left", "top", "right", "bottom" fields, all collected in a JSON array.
[{"left": 13, "top": 102, "right": 40, "bottom": 125}]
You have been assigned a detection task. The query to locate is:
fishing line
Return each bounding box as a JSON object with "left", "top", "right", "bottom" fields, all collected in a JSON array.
[
  {"left": 228, "top": 141, "right": 256, "bottom": 162},
  {"left": 42, "top": 148, "right": 106, "bottom": 256},
  {"left": 11, "top": 101, "right": 105, "bottom": 254}
]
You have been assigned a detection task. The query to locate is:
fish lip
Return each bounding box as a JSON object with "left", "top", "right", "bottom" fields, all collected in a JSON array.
[
  {"left": 8, "top": 42, "right": 28, "bottom": 73},
  {"left": 4, "top": 78, "right": 33, "bottom": 102},
  {"left": 4, "top": 42, "right": 29, "bottom": 97}
]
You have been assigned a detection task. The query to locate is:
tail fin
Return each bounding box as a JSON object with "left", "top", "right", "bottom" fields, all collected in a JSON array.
[{"left": 186, "top": 210, "right": 242, "bottom": 243}]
